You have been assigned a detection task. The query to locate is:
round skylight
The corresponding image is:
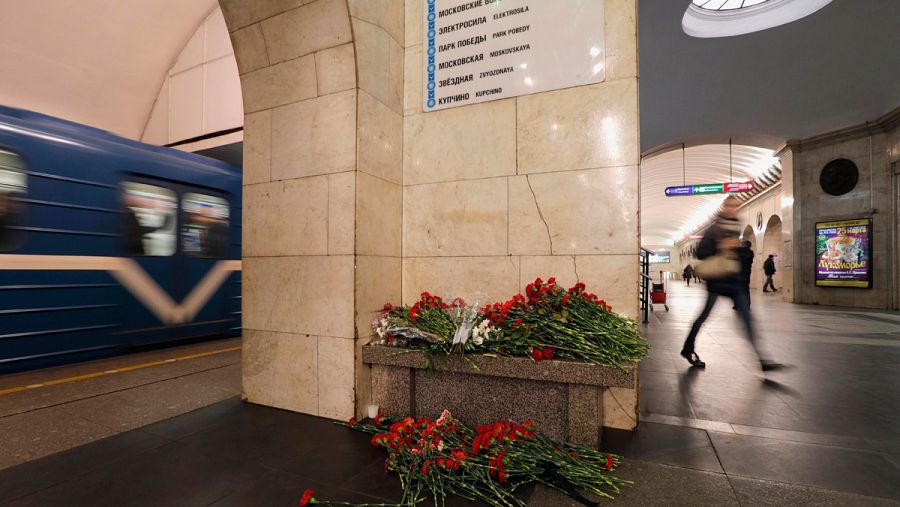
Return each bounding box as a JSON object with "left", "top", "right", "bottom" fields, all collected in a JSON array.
[
  {"left": 683, "top": 0, "right": 832, "bottom": 38},
  {"left": 691, "top": 0, "right": 771, "bottom": 12}
]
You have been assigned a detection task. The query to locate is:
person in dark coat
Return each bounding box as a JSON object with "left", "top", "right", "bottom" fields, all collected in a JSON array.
[
  {"left": 763, "top": 254, "right": 778, "bottom": 292},
  {"left": 680, "top": 196, "right": 784, "bottom": 371},
  {"left": 733, "top": 240, "right": 754, "bottom": 309},
  {"left": 683, "top": 264, "right": 694, "bottom": 286}
]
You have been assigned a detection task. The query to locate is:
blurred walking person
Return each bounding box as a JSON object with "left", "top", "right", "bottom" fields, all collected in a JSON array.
[
  {"left": 733, "top": 240, "right": 754, "bottom": 309},
  {"left": 763, "top": 254, "right": 778, "bottom": 292},
  {"left": 683, "top": 264, "right": 694, "bottom": 287},
  {"left": 680, "top": 196, "right": 784, "bottom": 371}
]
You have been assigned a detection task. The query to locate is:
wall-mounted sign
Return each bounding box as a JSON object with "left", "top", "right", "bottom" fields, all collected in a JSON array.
[
  {"left": 649, "top": 251, "right": 671, "bottom": 264},
  {"left": 423, "top": 0, "right": 605, "bottom": 111},
  {"left": 664, "top": 181, "right": 755, "bottom": 197},
  {"left": 815, "top": 218, "right": 872, "bottom": 288}
]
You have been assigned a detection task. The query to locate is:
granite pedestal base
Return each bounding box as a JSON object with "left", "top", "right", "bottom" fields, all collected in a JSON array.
[{"left": 362, "top": 345, "right": 639, "bottom": 448}]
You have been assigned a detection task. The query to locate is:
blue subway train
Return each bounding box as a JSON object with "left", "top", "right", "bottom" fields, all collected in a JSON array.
[{"left": 0, "top": 105, "right": 242, "bottom": 373}]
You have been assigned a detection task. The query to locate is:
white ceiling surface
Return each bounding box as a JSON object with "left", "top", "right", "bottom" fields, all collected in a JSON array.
[
  {"left": 0, "top": 0, "right": 218, "bottom": 139},
  {"left": 639, "top": 0, "right": 900, "bottom": 152},
  {"left": 641, "top": 144, "right": 777, "bottom": 246}
]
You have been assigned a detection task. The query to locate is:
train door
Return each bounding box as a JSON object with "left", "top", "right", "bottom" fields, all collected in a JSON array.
[
  {"left": 118, "top": 177, "right": 179, "bottom": 345},
  {"left": 171, "top": 187, "right": 233, "bottom": 341}
]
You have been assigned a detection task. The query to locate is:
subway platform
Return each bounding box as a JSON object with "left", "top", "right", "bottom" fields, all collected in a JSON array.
[{"left": 1, "top": 290, "right": 900, "bottom": 505}]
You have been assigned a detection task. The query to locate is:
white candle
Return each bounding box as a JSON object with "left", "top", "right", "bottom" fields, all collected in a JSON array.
[{"left": 367, "top": 404, "right": 379, "bottom": 419}]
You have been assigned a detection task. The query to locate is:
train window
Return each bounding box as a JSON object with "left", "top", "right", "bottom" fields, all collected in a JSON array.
[
  {"left": 181, "top": 193, "right": 229, "bottom": 258},
  {"left": 121, "top": 181, "right": 177, "bottom": 256},
  {"left": 0, "top": 150, "right": 26, "bottom": 250}
]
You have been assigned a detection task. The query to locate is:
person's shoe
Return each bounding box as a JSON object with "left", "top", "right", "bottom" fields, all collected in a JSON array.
[
  {"left": 763, "top": 290, "right": 771, "bottom": 293},
  {"left": 680, "top": 351, "right": 706, "bottom": 367},
  {"left": 760, "top": 360, "right": 785, "bottom": 372},
  {"left": 773, "top": 288, "right": 778, "bottom": 292}
]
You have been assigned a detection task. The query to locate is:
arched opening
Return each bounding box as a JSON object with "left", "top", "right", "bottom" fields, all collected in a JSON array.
[
  {"left": 741, "top": 225, "right": 761, "bottom": 289},
  {"left": 761, "top": 215, "right": 783, "bottom": 292}
]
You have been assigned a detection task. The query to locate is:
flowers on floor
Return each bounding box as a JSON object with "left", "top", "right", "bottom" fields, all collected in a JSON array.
[
  {"left": 371, "top": 277, "right": 648, "bottom": 367},
  {"left": 300, "top": 410, "right": 630, "bottom": 506}
]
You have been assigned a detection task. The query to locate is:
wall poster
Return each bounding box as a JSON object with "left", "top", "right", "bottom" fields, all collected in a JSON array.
[
  {"left": 423, "top": 0, "right": 605, "bottom": 111},
  {"left": 649, "top": 251, "right": 670, "bottom": 264},
  {"left": 814, "top": 218, "right": 872, "bottom": 288}
]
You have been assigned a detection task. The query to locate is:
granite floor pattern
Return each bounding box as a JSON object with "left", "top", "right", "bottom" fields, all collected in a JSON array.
[
  {"left": 2, "top": 396, "right": 897, "bottom": 506},
  {"left": 616, "top": 282, "right": 900, "bottom": 502},
  {"left": 0, "top": 338, "right": 241, "bottom": 470}
]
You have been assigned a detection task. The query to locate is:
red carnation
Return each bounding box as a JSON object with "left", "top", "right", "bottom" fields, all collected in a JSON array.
[
  {"left": 606, "top": 454, "right": 614, "bottom": 470},
  {"left": 543, "top": 347, "right": 553, "bottom": 360},
  {"left": 347, "top": 417, "right": 357, "bottom": 427},
  {"left": 422, "top": 459, "right": 431, "bottom": 475},
  {"left": 531, "top": 348, "right": 544, "bottom": 361},
  {"left": 299, "top": 489, "right": 315, "bottom": 506}
]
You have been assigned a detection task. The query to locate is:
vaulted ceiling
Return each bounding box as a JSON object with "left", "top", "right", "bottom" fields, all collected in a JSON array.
[
  {"left": 638, "top": 0, "right": 900, "bottom": 247},
  {"left": 0, "top": 0, "right": 218, "bottom": 139}
]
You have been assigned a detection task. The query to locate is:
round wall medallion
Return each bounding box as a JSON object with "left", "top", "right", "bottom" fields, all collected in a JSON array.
[
  {"left": 820, "top": 158, "right": 859, "bottom": 196},
  {"left": 756, "top": 212, "right": 763, "bottom": 230}
]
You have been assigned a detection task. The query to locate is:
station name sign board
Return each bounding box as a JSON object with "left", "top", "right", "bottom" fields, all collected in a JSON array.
[
  {"left": 423, "top": 0, "right": 605, "bottom": 111},
  {"left": 664, "top": 182, "right": 754, "bottom": 197}
]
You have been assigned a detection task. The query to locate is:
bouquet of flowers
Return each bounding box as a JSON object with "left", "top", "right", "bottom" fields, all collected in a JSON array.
[
  {"left": 299, "top": 410, "right": 629, "bottom": 506},
  {"left": 371, "top": 277, "right": 648, "bottom": 368}
]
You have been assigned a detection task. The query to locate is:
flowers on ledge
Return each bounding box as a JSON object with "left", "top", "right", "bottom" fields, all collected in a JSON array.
[
  {"left": 371, "top": 277, "right": 648, "bottom": 367},
  {"left": 301, "top": 410, "right": 630, "bottom": 506}
]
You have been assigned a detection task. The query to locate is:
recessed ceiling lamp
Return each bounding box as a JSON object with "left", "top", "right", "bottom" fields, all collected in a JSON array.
[{"left": 683, "top": 0, "right": 832, "bottom": 38}]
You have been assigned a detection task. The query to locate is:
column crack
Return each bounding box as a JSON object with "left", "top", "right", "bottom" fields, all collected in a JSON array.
[{"left": 525, "top": 175, "right": 553, "bottom": 255}]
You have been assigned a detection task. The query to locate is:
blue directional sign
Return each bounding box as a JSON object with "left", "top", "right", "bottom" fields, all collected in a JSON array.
[{"left": 664, "top": 185, "right": 693, "bottom": 196}]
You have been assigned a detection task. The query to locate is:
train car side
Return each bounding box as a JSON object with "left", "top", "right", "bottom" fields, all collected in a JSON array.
[{"left": 0, "top": 108, "right": 241, "bottom": 373}]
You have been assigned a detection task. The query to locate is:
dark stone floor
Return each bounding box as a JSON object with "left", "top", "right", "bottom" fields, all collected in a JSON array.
[{"left": 2, "top": 396, "right": 897, "bottom": 506}]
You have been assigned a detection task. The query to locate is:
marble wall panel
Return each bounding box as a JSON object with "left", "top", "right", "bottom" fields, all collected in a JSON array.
[
  {"left": 517, "top": 79, "right": 639, "bottom": 174},
  {"left": 328, "top": 171, "right": 356, "bottom": 255},
  {"left": 508, "top": 176, "right": 552, "bottom": 256},
  {"left": 317, "top": 337, "right": 356, "bottom": 419},
  {"left": 220, "top": 0, "right": 310, "bottom": 31},
  {"left": 230, "top": 23, "right": 269, "bottom": 74},
  {"left": 403, "top": 256, "right": 520, "bottom": 305},
  {"left": 358, "top": 90, "right": 402, "bottom": 184},
  {"left": 518, "top": 168, "right": 639, "bottom": 256},
  {"left": 403, "top": 178, "right": 508, "bottom": 257},
  {"left": 315, "top": 43, "right": 357, "bottom": 95},
  {"left": 240, "top": 55, "right": 317, "bottom": 113},
  {"left": 356, "top": 256, "right": 402, "bottom": 339},
  {"left": 243, "top": 177, "right": 328, "bottom": 257},
  {"left": 404, "top": 100, "right": 516, "bottom": 185},
  {"left": 353, "top": 19, "right": 404, "bottom": 114},
  {"left": 357, "top": 173, "right": 402, "bottom": 257},
  {"left": 243, "top": 256, "right": 355, "bottom": 338},
  {"left": 575, "top": 255, "right": 639, "bottom": 319},
  {"left": 604, "top": 0, "right": 637, "bottom": 82},
  {"left": 349, "top": 0, "right": 405, "bottom": 46},
  {"left": 243, "top": 110, "right": 271, "bottom": 185},
  {"left": 403, "top": 46, "right": 422, "bottom": 117},
  {"left": 404, "top": 0, "right": 422, "bottom": 48},
  {"left": 271, "top": 90, "right": 357, "bottom": 180},
  {"left": 261, "top": 0, "right": 353, "bottom": 63},
  {"left": 603, "top": 386, "right": 638, "bottom": 430},
  {"left": 242, "top": 329, "right": 318, "bottom": 414}
]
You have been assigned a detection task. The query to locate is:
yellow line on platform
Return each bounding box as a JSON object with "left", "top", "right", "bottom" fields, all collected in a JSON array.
[{"left": 0, "top": 345, "right": 242, "bottom": 397}]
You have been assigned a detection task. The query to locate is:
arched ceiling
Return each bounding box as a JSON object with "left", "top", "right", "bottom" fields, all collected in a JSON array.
[
  {"left": 641, "top": 144, "right": 777, "bottom": 246},
  {"left": 0, "top": 0, "right": 218, "bottom": 139},
  {"left": 639, "top": 0, "right": 900, "bottom": 153}
]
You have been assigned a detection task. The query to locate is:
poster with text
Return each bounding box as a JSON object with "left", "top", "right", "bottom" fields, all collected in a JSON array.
[
  {"left": 649, "top": 252, "right": 670, "bottom": 264},
  {"left": 815, "top": 218, "right": 872, "bottom": 288},
  {"left": 424, "top": 0, "right": 605, "bottom": 111}
]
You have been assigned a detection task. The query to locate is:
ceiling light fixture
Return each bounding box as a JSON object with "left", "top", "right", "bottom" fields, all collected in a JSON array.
[{"left": 683, "top": 0, "right": 832, "bottom": 38}]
